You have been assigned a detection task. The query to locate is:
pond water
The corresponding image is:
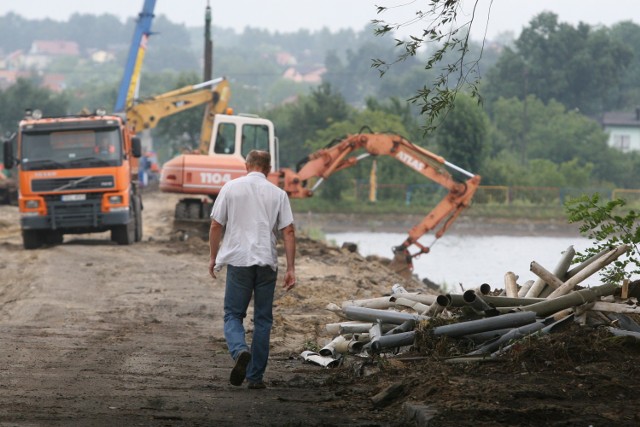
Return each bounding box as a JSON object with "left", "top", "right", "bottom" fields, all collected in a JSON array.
[{"left": 325, "top": 231, "right": 592, "bottom": 291}]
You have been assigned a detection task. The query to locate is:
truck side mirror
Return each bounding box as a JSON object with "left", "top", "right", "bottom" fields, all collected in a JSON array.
[
  {"left": 131, "top": 136, "right": 142, "bottom": 158},
  {"left": 3, "top": 140, "right": 14, "bottom": 170}
]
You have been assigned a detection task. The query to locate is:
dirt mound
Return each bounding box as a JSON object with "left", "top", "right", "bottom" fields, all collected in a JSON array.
[{"left": 320, "top": 309, "right": 640, "bottom": 426}]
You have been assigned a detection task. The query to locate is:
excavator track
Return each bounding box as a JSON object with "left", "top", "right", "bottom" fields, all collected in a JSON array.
[{"left": 172, "top": 198, "right": 212, "bottom": 240}]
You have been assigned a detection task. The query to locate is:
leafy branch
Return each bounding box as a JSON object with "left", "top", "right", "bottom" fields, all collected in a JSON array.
[
  {"left": 371, "top": 0, "right": 490, "bottom": 132},
  {"left": 564, "top": 193, "right": 640, "bottom": 283}
]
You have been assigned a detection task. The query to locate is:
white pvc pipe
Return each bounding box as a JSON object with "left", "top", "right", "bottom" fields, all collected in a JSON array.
[
  {"left": 504, "top": 272, "right": 519, "bottom": 298},
  {"left": 341, "top": 297, "right": 395, "bottom": 310},
  {"left": 591, "top": 301, "right": 640, "bottom": 314},
  {"left": 547, "top": 245, "right": 629, "bottom": 298},
  {"left": 300, "top": 351, "right": 340, "bottom": 368},
  {"left": 392, "top": 297, "right": 430, "bottom": 314}
]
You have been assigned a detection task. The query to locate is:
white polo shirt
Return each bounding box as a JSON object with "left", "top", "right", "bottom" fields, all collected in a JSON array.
[{"left": 210, "top": 171, "right": 294, "bottom": 271}]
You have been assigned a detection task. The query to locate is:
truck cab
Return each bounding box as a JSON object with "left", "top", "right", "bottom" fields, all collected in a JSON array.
[{"left": 3, "top": 110, "right": 143, "bottom": 249}]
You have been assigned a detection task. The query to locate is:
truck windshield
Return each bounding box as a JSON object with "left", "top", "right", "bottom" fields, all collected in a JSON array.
[{"left": 21, "top": 129, "right": 123, "bottom": 171}]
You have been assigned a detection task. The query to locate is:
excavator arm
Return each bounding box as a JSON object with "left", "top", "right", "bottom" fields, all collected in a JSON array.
[
  {"left": 125, "top": 77, "right": 230, "bottom": 138},
  {"left": 280, "top": 132, "right": 481, "bottom": 276}
]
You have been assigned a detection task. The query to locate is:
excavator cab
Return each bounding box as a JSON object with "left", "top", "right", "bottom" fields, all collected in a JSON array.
[
  {"left": 213, "top": 124, "right": 235, "bottom": 155},
  {"left": 207, "top": 114, "right": 279, "bottom": 172}
]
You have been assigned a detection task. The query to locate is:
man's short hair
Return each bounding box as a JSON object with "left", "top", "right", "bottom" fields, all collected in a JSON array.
[{"left": 246, "top": 150, "right": 271, "bottom": 171}]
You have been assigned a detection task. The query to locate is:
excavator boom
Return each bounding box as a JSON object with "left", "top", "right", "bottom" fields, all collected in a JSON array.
[
  {"left": 125, "top": 78, "right": 230, "bottom": 136},
  {"left": 280, "top": 132, "right": 481, "bottom": 276}
]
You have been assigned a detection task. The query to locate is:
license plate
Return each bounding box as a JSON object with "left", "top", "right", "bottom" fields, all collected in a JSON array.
[{"left": 61, "top": 194, "right": 86, "bottom": 202}]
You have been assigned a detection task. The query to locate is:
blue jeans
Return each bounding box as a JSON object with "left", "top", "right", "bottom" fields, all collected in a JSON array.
[{"left": 224, "top": 265, "right": 277, "bottom": 383}]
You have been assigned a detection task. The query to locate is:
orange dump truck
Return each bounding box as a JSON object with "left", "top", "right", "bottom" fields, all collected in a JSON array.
[{"left": 2, "top": 110, "right": 143, "bottom": 249}]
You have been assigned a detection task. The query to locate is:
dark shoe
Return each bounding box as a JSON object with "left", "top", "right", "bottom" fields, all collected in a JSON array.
[
  {"left": 229, "top": 350, "right": 251, "bottom": 386},
  {"left": 248, "top": 381, "right": 267, "bottom": 390}
]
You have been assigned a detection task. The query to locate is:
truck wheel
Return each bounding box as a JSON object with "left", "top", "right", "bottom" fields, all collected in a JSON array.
[
  {"left": 134, "top": 195, "right": 143, "bottom": 242},
  {"left": 111, "top": 209, "right": 135, "bottom": 245},
  {"left": 45, "top": 231, "right": 63, "bottom": 245},
  {"left": 23, "top": 230, "right": 44, "bottom": 250}
]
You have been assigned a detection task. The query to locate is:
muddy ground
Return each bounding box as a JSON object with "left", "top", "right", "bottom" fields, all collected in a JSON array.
[{"left": 0, "top": 191, "right": 639, "bottom": 426}]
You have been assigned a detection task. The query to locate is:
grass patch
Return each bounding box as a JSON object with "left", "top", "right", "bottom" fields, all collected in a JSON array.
[{"left": 291, "top": 198, "right": 569, "bottom": 221}]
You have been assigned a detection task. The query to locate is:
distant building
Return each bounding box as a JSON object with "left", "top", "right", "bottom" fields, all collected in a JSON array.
[
  {"left": 30, "top": 40, "right": 80, "bottom": 56},
  {"left": 282, "top": 65, "right": 326, "bottom": 83},
  {"left": 24, "top": 40, "right": 80, "bottom": 70},
  {"left": 0, "top": 69, "right": 31, "bottom": 90},
  {"left": 89, "top": 50, "right": 116, "bottom": 64},
  {"left": 0, "top": 70, "right": 18, "bottom": 89},
  {"left": 601, "top": 109, "right": 640, "bottom": 153},
  {"left": 275, "top": 52, "right": 297, "bottom": 66},
  {"left": 3, "top": 50, "right": 25, "bottom": 70}
]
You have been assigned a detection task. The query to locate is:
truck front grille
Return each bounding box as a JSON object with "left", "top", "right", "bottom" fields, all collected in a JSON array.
[
  {"left": 32, "top": 175, "right": 115, "bottom": 192},
  {"left": 43, "top": 194, "right": 103, "bottom": 228}
]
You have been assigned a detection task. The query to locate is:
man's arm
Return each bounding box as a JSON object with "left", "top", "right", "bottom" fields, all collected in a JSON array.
[
  {"left": 209, "top": 220, "right": 224, "bottom": 279},
  {"left": 281, "top": 223, "right": 296, "bottom": 291}
]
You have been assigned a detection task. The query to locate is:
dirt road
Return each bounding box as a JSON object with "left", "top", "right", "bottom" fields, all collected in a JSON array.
[
  {"left": 0, "top": 191, "right": 412, "bottom": 426},
  {"left": 2, "top": 191, "right": 639, "bottom": 427}
]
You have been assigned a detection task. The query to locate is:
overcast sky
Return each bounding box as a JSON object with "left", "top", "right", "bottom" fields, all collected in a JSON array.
[{"left": 2, "top": 1, "right": 639, "bottom": 40}]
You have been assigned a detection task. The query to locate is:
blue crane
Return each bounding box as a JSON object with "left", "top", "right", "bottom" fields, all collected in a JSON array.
[{"left": 114, "top": 0, "right": 157, "bottom": 113}]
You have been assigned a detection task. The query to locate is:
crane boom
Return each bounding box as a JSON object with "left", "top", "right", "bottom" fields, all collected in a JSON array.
[{"left": 114, "top": 0, "right": 157, "bottom": 113}]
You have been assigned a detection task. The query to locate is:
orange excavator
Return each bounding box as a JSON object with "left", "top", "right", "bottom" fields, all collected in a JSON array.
[
  {"left": 281, "top": 132, "right": 481, "bottom": 276},
  {"left": 159, "top": 114, "right": 481, "bottom": 275}
]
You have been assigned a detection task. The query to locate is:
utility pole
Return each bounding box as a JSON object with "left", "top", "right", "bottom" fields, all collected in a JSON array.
[{"left": 204, "top": 0, "right": 213, "bottom": 81}]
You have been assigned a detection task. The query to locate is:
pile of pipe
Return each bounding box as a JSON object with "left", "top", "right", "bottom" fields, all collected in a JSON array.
[{"left": 301, "top": 243, "right": 640, "bottom": 367}]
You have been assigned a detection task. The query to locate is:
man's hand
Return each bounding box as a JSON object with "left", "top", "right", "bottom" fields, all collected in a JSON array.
[
  {"left": 283, "top": 270, "right": 295, "bottom": 291},
  {"left": 209, "top": 220, "right": 223, "bottom": 280},
  {"left": 209, "top": 258, "right": 216, "bottom": 279}
]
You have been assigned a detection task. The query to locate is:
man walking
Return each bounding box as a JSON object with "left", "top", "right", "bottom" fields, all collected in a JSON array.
[{"left": 208, "top": 150, "right": 296, "bottom": 389}]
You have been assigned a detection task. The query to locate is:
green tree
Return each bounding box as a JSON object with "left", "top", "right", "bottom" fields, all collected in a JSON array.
[
  {"left": 434, "top": 93, "right": 488, "bottom": 173},
  {"left": 609, "top": 21, "right": 640, "bottom": 109},
  {"left": 265, "top": 83, "right": 351, "bottom": 168},
  {"left": 0, "top": 78, "right": 69, "bottom": 135},
  {"left": 565, "top": 194, "right": 640, "bottom": 283},
  {"left": 324, "top": 25, "right": 422, "bottom": 107},
  {"left": 558, "top": 159, "right": 594, "bottom": 188},
  {"left": 267, "top": 80, "right": 314, "bottom": 108},
  {"left": 479, "top": 151, "right": 593, "bottom": 189},
  {"left": 491, "top": 95, "right": 612, "bottom": 183},
  {"left": 479, "top": 150, "right": 523, "bottom": 186},
  {"left": 365, "top": 96, "right": 421, "bottom": 143},
  {"left": 304, "top": 110, "right": 415, "bottom": 201},
  {"left": 151, "top": 72, "right": 206, "bottom": 157},
  {"left": 523, "top": 159, "right": 566, "bottom": 187},
  {"left": 372, "top": 1, "right": 486, "bottom": 132},
  {"left": 484, "top": 12, "right": 632, "bottom": 115},
  {"left": 67, "top": 13, "right": 127, "bottom": 51}
]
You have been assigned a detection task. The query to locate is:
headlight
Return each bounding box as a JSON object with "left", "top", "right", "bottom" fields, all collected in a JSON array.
[
  {"left": 25, "top": 200, "right": 40, "bottom": 209},
  {"left": 108, "top": 195, "right": 123, "bottom": 204}
]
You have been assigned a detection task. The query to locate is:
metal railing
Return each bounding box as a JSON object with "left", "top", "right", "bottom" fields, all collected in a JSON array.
[{"left": 350, "top": 180, "right": 640, "bottom": 207}]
